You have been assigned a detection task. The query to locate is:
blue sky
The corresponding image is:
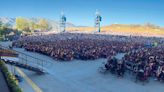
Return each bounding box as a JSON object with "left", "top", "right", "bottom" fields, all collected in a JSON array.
[{"left": 0, "top": 0, "right": 164, "bottom": 26}]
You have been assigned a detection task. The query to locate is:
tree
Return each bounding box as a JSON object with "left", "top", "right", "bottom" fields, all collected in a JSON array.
[
  {"left": 0, "top": 21, "right": 2, "bottom": 27},
  {"left": 16, "top": 17, "right": 30, "bottom": 32},
  {"left": 0, "top": 25, "right": 11, "bottom": 40},
  {"left": 38, "top": 19, "right": 49, "bottom": 31},
  {"left": 29, "top": 21, "right": 36, "bottom": 31},
  {"left": 0, "top": 21, "right": 2, "bottom": 32}
]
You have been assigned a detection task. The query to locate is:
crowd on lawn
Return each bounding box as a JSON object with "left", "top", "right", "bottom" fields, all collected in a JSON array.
[
  {"left": 12, "top": 33, "right": 164, "bottom": 82},
  {"left": 12, "top": 33, "right": 149, "bottom": 61}
]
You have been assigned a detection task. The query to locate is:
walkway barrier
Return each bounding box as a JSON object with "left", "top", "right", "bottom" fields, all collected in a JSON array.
[{"left": 0, "top": 45, "right": 47, "bottom": 74}]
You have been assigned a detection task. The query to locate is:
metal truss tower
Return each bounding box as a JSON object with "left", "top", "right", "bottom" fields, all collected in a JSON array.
[
  {"left": 95, "top": 10, "right": 102, "bottom": 32},
  {"left": 60, "top": 11, "right": 67, "bottom": 32}
]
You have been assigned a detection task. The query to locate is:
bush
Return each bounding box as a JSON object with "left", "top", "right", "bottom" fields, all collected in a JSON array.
[
  {"left": 0, "top": 60, "right": 22, "bottom": 92},
  {"left": 0, "top": 36, "right": 4, "bottom": 41}
]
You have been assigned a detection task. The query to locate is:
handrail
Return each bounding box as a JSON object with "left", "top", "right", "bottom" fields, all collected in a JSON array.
[
  {"left": 0, "top": 45, "right": 48, "bottom": 73},
  {"left": 0, "top": 45, "right": 46, "bottom": 63}
]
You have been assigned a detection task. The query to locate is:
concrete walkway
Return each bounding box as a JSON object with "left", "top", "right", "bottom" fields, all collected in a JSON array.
[{"left": 0, "top": 69, "right": 10, "bottom": 92}]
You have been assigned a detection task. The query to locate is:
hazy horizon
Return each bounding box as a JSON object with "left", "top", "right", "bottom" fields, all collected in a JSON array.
[{"left": 0, "top": 0, "right": 164, "bottom": 26}]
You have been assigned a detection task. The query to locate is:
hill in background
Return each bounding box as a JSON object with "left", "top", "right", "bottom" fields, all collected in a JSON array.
[
  {"left": 67, "top": 24, "right": 164, "bottom": 37},
  {"left": 0, "top": 17, "right": 164, "bottom": 37}
]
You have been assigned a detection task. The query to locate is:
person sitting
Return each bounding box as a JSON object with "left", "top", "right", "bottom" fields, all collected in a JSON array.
[
  {"left": 157, "top": 66, "right": 164, "bottom": 81},
  {"left": 117, "top": 61, "right": 125, "bottom": 77},
  {"left": 135, "top": 68, "right": 144, "bottom": 82},
  {"left": 110, "top": 58, "right": 118, "bottom": 74}
]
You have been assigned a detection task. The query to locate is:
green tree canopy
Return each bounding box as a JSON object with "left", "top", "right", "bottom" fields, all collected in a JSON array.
[
  {"left": 0, "top": 21, "right": 2, "bottom": 27},
  {"left": 15, "top": 17, "right": 51, "bottom": 33},
  {"left": 16, "top": 17, "right": 30, "bottom": 32},
  {"left": 38, "top": 19, "right": 49, "bottom": 31},
  {"left": 29, "top": 21, "right": 36, "bottom": 31}
]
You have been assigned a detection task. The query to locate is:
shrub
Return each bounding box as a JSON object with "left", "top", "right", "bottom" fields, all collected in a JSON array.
[{"left": 0, "top": 60, "right": 22, "bottom": 92}]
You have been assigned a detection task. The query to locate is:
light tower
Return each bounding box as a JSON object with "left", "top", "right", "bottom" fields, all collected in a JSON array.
[
  {"left": 60, "top": 11, "right": 67, "bottom": 32},
  {"left": 95, "top": 10, "right": 102, "bottom": 32}
]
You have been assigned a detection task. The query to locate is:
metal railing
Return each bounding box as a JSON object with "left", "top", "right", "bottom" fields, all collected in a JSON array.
[{"left": 0, "top": 45, "right": 48, "bottom": 73}]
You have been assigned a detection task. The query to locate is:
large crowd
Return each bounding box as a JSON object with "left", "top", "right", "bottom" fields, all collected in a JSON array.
[
  {"left": 104, "top": 42, "right": 164, "bottom": 82},
  {"left": 13, "top": 33, "right": 147, "bottom": 61},
  {"left": 12, "top": 33, "right": 164, "bottom": 82}
]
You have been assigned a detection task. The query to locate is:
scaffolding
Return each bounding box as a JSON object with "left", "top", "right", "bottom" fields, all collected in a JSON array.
[
  {"left": 60, "top": 11, "right": 67, "bottom": 32},
  {"left": 95, "top": 10, "right": 102, "bottom": 32}
]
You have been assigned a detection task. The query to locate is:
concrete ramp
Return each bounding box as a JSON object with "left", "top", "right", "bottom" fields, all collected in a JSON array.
[{"left": 0, "top": 45, "right": 46, "bottom": 74}]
